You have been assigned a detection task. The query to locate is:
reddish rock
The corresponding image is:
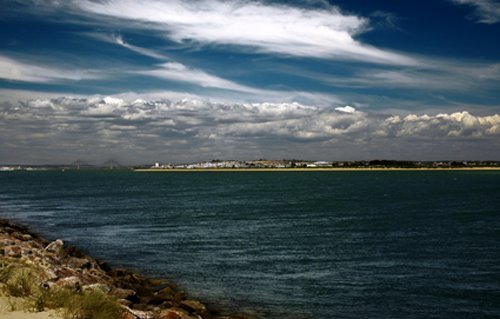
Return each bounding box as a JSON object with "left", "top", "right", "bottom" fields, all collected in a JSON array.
[
  {"left": 150, "top": 286, "right": 175, "bottom": 304},
  {"left": 157, "top": 308, "right": 199, "bottom": 319},
  {"left": 146, "top": 278, "right": 164, "bottom": 287},
  {"left": 181, "top": 299, "right": 208, "bottom": 315},
  {"left": 121, "top": 311, "right": 138, "bottom": 319},
  {"left": 0, "top": 219, "right": 243, "bottom": 319},
  {"left": 157, "top": 310, "right": 181, "bottom": 319},
  {"left": 4, "top": 245, "right": 22, "bottom": 258},
  {"left": 55, "top": 275, "right": 81, "bottom": 290}
]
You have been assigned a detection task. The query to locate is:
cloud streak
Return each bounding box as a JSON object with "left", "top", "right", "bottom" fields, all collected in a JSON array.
[
  {"left": 113, "top": 35, "right": 170, "bottom": 60},
  {"left": 138, "top": 62, "right": 265, "bottom": 94},
  {"left": 0, "top": 55, "right": 101, "bottom": 83},
  {"left": 72, "top": 0, "right": 417, "bottom": 65},
  {"left": 451, "top": 0, "right": 500, "bottom": 24}
]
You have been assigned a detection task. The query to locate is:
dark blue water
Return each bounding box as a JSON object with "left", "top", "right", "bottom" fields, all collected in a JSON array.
[{"left": 0, "top": 171, "right": 499, "bottom": 318}]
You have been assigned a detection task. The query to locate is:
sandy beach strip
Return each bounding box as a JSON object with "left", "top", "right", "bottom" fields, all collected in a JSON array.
[
  {"left": 0, "top": 297, "right": 61, "bottom": 319},
  {"left": 135, "top": 167, "right": 500, "bottom": 172}
]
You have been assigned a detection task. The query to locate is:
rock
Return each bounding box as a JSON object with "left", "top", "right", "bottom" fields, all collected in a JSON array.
[
  {"left": 157, "top": 286, "right": 175, "bottom": 296},
  {"left": 109, "top": 267, "right": 129, "bottom": 277},
  {"left": 121, "top": 312, "right": 138, "bottom": 319},
  {"left": 66, "top": 246, "right": 85, "bottom": 258},
  {"left": 157, "top": 308, "right": 200, "bottom": 319},
  {"left": 139, "top": 297, "right": 152, "bottom": 305},
  {"left": 11, "top": 232, "right": 33, "bottom": 241},
  {"left": 157, "top": 310, "right": 181, "bottom": 319},
  {"left": 159, "top": 301, "right": 176, "bottom": 309},
  {"left": 174, "top": 291, "right": 186, "bottom": 302},
  {"left": 118, "top": 298, "right": 133, "bottom": 307},
  {"left": 97, "top": 260, "right": 111, "bottom": 271},
  {"left": 55, "top": 276, "right": 81, "bottom": 290},
  {"left": 56, "top": 266, "right": 78, "bottom": 278},
  {"left": 4, "top": 245, "right": 22, "bottom": 258},
  {"left": 181, "top": 300, "right": 208, "bottom": 315},
  {"left": 146, "top": 278, "right": 164, "bottom": 287},
  {"left": 68, "top": 257, "right": 91, "bottom": 269},
  {"left": 45, "top": 239, "right": 64, "bottom": 254},
  {"left": 112, "top": 287, "right": 137, "bottom": 299},
  {"left": 124, "top": 273, "right": 144, "bottom": 285},
  {"left": 0, "top": 220, "right": 245, "bottom": 319},
  {"left": 85, "top": 268, "right": 111, "bottom": 282},
  {"left": 38, "top": 265, "right": 59, "bottom": 281},
  {"left": 132, "top": 303, "right": 152, "bottom": 311},
  {"left": 1, "top": 239, "right": 15, "bottom": 246},
  {"left": 83, "top": 283, "right": 111, "bottom": 293},
  {"left": 150, "top": 286, "right": 175, "bottom": 304},
  {"left": 126, "top": 306, "right": 154, "bottom": 318}
]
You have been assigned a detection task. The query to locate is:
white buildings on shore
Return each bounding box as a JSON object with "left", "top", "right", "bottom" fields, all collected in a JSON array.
[{"left": 149, "top": 160, "right": 335, "bottom": 169}]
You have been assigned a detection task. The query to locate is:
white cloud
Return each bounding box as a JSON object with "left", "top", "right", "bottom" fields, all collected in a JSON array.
[
  {"left": 135, "top": 63, "right": 345, "bottom": 105},
  {"left": 307, "top": 59, "right": 500, "bottom": 92},
  {"left": 82, "top": 96, "right": 128, "bottom": 116},
  {"left": 3, "top": 96, "right": 499, "bottom": 139},
  {"left": 113, "top": 35, "right": 169, "bottom": 60},
  {"left": 451, "top": 0, "right": 500, "bottom": 24},
  {"left": 2, "top": 96, "right": 500, "bottom": 163},
  {"left": 335, "top": 105, "right": 356, "bottom": 113},
  {"left": 382, "top": 111, "right": 500, "bottom": 138},
  {"left": 0, "top": 55, "right": 101, "bottom": 83},
  {"left": 73, "top": 0, "right": 416, "bottom": 65},
  {"left": 138, "top": 62, "right": 264, "bottom": 94},
  {"left": 0, "top": 89, "right": 87, "bottom": 102}
]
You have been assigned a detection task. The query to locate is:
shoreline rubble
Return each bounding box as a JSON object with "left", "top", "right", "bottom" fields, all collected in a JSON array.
[{"left": 0, "top": 219, "right": 248, "bottom": 319}]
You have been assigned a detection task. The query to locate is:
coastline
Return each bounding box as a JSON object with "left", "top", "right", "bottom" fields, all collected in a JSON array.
[
  {"left": 0, "top": 219, "right": 248, "bottom": 319},
  {"left": 135, "top": 167, "right": 500, "bottom": 172}
]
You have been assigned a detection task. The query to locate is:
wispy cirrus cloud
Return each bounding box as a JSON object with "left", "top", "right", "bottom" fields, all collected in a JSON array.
[
  {"left": 451, "top": 0, "right": 500, "bottom": 24},
  {"left": 58, "top": 32, "right": 343, "bottom": 103},
  {"left": 0, "top": 55, "right": 102, "bottom": 83},
  {"left": 113, "top": 35, "right": 170, "bottom": 61},
  {"left": 71, "top": 0, "right": 417, "bottom": 65},
  {"left": 138, "top": 62, "right": 267, "bottom": 94}
]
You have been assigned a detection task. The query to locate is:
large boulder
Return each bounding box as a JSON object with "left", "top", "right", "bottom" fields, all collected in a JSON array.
[
  {"left": 54, "top": 275, "right": 81, "bottom": 290},
  {"left": 157, "top": 308, "right": 200, "bottom": 319},
  {"left": 181, "top": 300, "right": 208, "bottom": 316},
  {"left": 112, "top": 287, "right": 137, "bottom": 299},
  {"left": 45, "top": 239, "right": 64, "bottom": 254}
]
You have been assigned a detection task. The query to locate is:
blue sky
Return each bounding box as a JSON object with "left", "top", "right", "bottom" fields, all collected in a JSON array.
[{"left": 1, "top": 0, "right": 500, "bottom": 164}]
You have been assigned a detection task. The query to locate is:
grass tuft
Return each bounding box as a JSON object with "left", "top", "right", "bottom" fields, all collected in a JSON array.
[
  {"left": 1, "top": 260, "right": 123, "bottom": 318},
  {"left": 46, "top": 288, "right": 123, "bottom": 319},
  {"left": 0, "top": 262, "right": 16, "bottom": 283}
]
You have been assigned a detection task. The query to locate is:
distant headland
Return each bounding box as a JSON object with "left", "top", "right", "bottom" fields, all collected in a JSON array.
[{"left": 2, "top": 159, "right": 499, "bottom": 172}]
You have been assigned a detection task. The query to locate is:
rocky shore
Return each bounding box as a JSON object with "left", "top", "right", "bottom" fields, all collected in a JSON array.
[{"left": 0, "top": 219, "right": 248, "bottom": 319}]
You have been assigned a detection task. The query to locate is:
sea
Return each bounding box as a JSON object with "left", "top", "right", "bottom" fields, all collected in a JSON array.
[{"left": 0, "top": 170, "right": 499, "bottom": 319}]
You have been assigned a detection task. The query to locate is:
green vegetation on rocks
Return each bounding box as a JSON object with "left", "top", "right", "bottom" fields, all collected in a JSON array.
[{"left": 0, "top": 219, "right": 251, "bottom": 319}]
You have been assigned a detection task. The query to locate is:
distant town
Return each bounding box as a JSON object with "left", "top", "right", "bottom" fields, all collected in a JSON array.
[{"left": 1, "top": 159, "right": 500, "bottom": 171}]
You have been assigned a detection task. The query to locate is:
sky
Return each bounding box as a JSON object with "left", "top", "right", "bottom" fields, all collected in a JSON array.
[{"left": 1, "top": 0, "right": 500, "bottom": 165}]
